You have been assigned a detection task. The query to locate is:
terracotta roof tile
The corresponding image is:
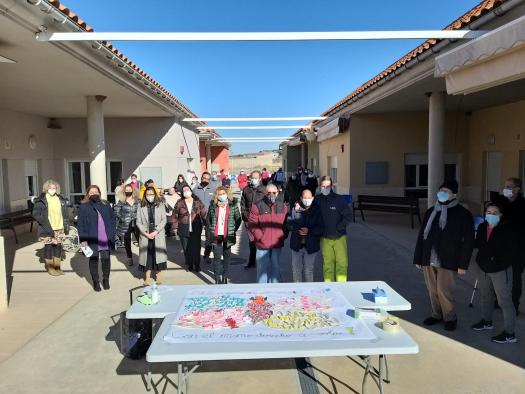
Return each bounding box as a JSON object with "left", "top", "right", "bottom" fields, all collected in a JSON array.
[
  {"left": 320, "top": 0, "right": 505, "bottom": 118},
  {"left": 48, "top": 0, "right": 198, "bottom": 117}
]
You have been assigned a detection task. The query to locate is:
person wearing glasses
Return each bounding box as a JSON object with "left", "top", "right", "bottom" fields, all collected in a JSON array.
[
  {"left": 193, "top": 172, "right": 217, "bottom": 264},
  {"left": 248, "top": 183, "right": 289, "bottom": 283}
]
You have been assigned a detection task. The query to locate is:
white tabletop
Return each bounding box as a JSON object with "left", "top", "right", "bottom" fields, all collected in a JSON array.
[
  {"left": 146, "top": 312, "right": 419, "bottom": 363},
  {"left": 126, "top": 281, "right": 411, "bottom": 320}
]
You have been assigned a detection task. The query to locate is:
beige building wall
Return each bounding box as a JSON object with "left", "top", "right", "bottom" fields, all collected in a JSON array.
[
  {"left": 230, "top": 152, "right": 280, "bottom": 173},
  {"left": 318, "top": 132, "right": 351, "bottom": 195}
]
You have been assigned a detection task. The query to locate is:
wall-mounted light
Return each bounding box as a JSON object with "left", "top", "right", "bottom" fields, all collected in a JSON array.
[
  {"left": 487, "top": 134, "right": 496, "bottom": 145},
  {"left": 180, "top": 145, "right": 185, "bottom": 154},
  {"left": 28, "top": 135, "right": 37, "bottom": 150}
]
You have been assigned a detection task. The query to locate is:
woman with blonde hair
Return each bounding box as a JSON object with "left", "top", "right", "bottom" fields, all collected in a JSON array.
[
  {"left": 114, "top": 183, "right": 139, "bottom": 266},
  {"left": 32, "top": 180, "right": 70, "bottom": 276},
  {"left": 77, "top": 185, "right": 116, "bottom": 292},
  {"left": 205, "top": 186, "right": 241, "bottom": 284},
  {"left": 136, "top": 186, "right": 167, "bottom": 284}
]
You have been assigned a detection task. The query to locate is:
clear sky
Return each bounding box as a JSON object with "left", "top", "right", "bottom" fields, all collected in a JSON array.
[{"left": 63, "top": 0, "right": 482, "bottom": 154}]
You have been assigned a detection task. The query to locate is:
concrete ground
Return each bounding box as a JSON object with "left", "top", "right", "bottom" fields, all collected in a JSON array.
[{"left": 1, "top": 209, "right": 524, "bottom": 393}]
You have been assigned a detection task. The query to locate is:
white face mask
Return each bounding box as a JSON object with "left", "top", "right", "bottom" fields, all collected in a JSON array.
[
  {"left": 146, "top": 195, "right": 155, "bottom": 203},
  {"left": 183, "top": 191, "right": 192, "bottom": 199},
  {"left": 302, "top": 198, "right": 313, "bottom": 207},
  {"left": 503, "top": 188, "right": 514, "bottom": 198},
  {"left": 47, "top": 189, "right": 57, "bottom": 196}
]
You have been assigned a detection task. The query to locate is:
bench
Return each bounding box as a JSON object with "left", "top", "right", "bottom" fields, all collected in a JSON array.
[
  {"left": 0, "top": 209, "right": 35, "bottom": 244},
  {"left": 352, "top": 195, "right": 421, "bottom": 229}
]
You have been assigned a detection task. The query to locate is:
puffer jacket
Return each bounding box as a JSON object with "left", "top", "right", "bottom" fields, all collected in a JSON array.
[
  {"left": 114, "top": 199, "right": 139, "bottom": 237},
  {"left": 32, "top": 193, "right": 70, "bottom": 238},
  {"left": 248, "top": 197, "right": 289, "bottom": 250},
  {"left": 205, "top": 198, "right": 242, "bottom": 247}
]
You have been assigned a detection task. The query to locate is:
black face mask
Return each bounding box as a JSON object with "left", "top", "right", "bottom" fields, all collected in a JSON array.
[
  {"left": 89, "top": 195, "right": 100, "bottom": 203},
  {"left": 201, "top": 181, "right": 209, "bottom": 187},
  {"left": 125, "top": 192, "right": 133, "bottom": 197}
]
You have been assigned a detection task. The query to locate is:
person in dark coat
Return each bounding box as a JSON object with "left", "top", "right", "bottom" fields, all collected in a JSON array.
[
  {"left": 174, "top": 174, "right": 188, "bottom": 195},
  {"left": 414, "top": 180, "right": 474, "bottom": 331},
  {"left": 192, "top": 172, "right": 217, "bottom": 264},
  {"left": 240, "top": 170, "right": 266, "bottom": 269},
  {"left": 288, "top": 189, "right": 323, "bottom": 282},
  {"left": 285, "top": 173, "right": 302, "bottom": 206},
  {"left": 32, "top": 180, "right": 70, "bottom": 276},
  {"left": 114, "top": 183, "right": 139, "bottom": 266},
  {"left": 317, "top": 176, "right": 352, "bottom": 282},
  {"left": 471, "top": 203, "right": 518, "bottom": 344},
  {"left": 305, "top": 170, "right": 319, "bottom": 195},
  {"left": 495, "top": 177, "right": 525, "bottom": 314},
  {"left": 77, "top": 185, "right": 116, "bottom": 292}
]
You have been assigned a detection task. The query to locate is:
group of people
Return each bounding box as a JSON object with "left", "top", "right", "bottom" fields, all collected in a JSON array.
[{"left": 414, "top": 177, "right": 524, "bottom": 344}]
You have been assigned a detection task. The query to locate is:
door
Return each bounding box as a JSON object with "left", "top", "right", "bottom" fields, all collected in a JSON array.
[
  {"left": 484, "top": 151, "right": 503, "bottom": 201},
  {"left": 24, "top": 160, "right": 39, "bottom": 198}
]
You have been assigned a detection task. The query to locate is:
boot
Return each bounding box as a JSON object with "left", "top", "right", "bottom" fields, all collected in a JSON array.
[
  {"left": 155, "top": 271, "right": 163, "bottom": 285},
  {"left": 102, "top": 278, "right": 110, "bottom": 290},
  {"left": 45, "top": 259, "right": 59, "bottom": 276},
  {"left": 53, "top": 257, "right": 64, "bottom": 275},
  {"left": 93, "top": 281, "right": 102, "bottom": 292}
]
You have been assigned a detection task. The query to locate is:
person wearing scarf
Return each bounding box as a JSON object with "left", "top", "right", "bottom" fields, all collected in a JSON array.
[{"left": 413, "top": 180, "right": 474, "bottom": 331}]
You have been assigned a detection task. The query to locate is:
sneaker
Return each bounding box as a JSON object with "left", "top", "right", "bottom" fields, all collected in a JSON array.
[
  {"left": 491, "top": 331, "right": 517, "bottom": 344},
  {"left": 471, "top": 320, "right": 494, "bottom": 331},
  {"left": 444, "top": 320, "right": 458, "bottom": 331},
  {"left": 423, "top": 317, "right": 442, "bottom": 326}
]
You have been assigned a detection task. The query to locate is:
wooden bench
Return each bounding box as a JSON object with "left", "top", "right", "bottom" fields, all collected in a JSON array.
[
  {"left": 0, "top": 209, "right": 35, "bottom": 244},
  {"left": 352, "top": 195, "right": 421, "bottom": 229}
]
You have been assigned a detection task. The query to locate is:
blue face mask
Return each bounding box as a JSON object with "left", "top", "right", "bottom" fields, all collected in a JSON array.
[
  {"left": 485, "top": 213, "right": 501, "bottom": 226},
  {"left": 321, "top": 187, "right": 331, "bottom": 196},
  {"left": 217, "top": 194, "right": 228, "bottom": 202},
  {"left": 437, "top": 191, "right": 449, "bottom": 203}
]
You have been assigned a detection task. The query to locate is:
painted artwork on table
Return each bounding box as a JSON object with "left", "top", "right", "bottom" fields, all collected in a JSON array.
[{"left": 163, "top": 286, "right": 376, "bottom": 343}]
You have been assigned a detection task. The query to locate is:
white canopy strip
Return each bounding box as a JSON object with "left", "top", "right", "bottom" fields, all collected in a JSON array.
[
  {"left": 36, "top": 30, "right": 487, "bottom": 42},
  {"left": 198, "top": 126, "right": 311, "bottom": 130},
  {"left": 183, "top": 117, "right": 326, "bottom": 122}
]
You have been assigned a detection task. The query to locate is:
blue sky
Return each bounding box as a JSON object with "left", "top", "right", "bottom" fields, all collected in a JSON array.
[{"left": 63, "top": 0, "right": 482, "bottom": 154}]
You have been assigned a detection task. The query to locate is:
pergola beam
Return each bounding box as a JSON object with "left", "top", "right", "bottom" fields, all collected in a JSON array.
[
  {"left": 198, "top": 126, "right": 311, "bottom": 130},
  {"left": 35, "top": 30, "right": 487, "bottom": 42},
  {"left": 184, "top": 117, "right": 326, "bottom": 122}
]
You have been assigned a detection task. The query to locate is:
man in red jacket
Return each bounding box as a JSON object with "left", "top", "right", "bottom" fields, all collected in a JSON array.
[
  {"left": 248, "top": 183, "right": 289, "bottom": 283},
  {"left": 237, "top": 170, "right": 248, "bottom": 191}
]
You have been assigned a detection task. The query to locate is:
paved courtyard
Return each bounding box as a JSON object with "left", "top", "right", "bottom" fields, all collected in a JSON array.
[{"left": 1, "top": 211, "right": 524, "bottom": 393}]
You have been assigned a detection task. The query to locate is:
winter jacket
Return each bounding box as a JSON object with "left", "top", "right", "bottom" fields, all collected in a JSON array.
[
  {"left": 114, "top": 199, "right": 139, "bottom": 237},
  {"left": 475, "top": 221, "right": 519, "bottom": 273},
  {"left": 205, "top": 199, "right": 242, "bottom": 247},
  {"left": 222, "top": 177, "right": 232, "bottom": 188},
  {"left": 305, "top": 176, "right": 319, "bottom": 195},
  {"left": 285, "top": 178, "right": 302, "bottom": 204},
  {"left": 288, "top": 202, "right": 324, "bottom": 254},
  {"left": 32, "top": 193, "right": 69, "bottom": 238},
  {"left": 192, "top": 183, "right": 217, "bottom": 212},
  {"left": 171, "top": 198, "right": 207, "bottom": 237},
  {"left": 494, "top": 194, "right": 525, "bottom": 247},
  {"left": 316, "top": 191, "right": 352, "bottom": 239},
  {"left": 240, "top": 184, "right": 266, "bottom": 222},
  {"left": 77, "top": 200, "right": 116, "bottom": 254},
  {"left": 413, "top": 202, "right": 474, "bottom": 271},
  {"left": 174, "top": 181, "right": 188, "bottom": 195},
  {"left": 248, "top": 197, "right": 289, "bottom": 250},
  {"left": 237, "top": 174, "right": 248, "bottom": 190}
]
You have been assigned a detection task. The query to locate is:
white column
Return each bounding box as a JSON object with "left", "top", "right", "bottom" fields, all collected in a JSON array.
[
  {"left": 428, "top": 91, "right": 446, "bottom": 207},
  {"left": 300, "top": 143, "right": 306, "bottom": 168},
  {"left": 86, "top": 95, "right": 108, "bottom": 199},
  {"left": 0, "top": 236, "right": 7, "bottom": 309},
  {"left": 205, "top": 143, "right": 212, "bottom": 171}
]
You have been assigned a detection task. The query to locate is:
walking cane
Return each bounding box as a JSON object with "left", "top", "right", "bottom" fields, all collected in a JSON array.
[{"left": 469, "top": 279, "right": 478, "bottom": 307}]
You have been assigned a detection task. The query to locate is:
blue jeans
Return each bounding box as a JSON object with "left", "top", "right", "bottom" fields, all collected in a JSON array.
[{"left": 256, "top": 248, "right": 282, "bottom": 283}]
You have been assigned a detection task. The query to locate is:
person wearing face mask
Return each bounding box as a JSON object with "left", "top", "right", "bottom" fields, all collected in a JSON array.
[
  {"left": 136, "top": 187, "right": 167, "bottom": 285},
  {"left": 248, "top": 184, "right": 289, "bottom": 283},
  {"left": 205, "top": 187, "right": 242, "bottom": 284},
  {"left": 77, "top": 185, "right": 116, "bottom": 292},
  {"left": 237, "top": 170, "right": 248, "bottom": 191},
  {"left": 172, "top": 185, "right": 207, "bottom": 272},
  {"left": 288, "top": 189, "right": 324, "bottom": 282},
  {"left": 471, "top": 203, "right": 518, "bottom": 343},
  {"left": 285, "top": 172, "right": 302, "bottom": 207},
  {"left": 139, "top": 179, "right": 159, "bottom": 199},
  {"left": 241, "top": 170, "right": 267, "bottom": 269},
  {"left": 32, "top": 180, "right": 70, "bottom": 276},
  {"left": 193, "top": 172, "right": 217, "bottom": 264},
  {"left": 414, "top": 179, "right": 474, "bottom": 331},
  {"left": 305, "top": 171, "right": 319, "bottom": 195},
  {"left": 496, "top": 177, "right": 525, "bottom": 314},
  {"left": 317, "top": 176, "right": 352, "bottom": 282},
  {"left": 174, "top": 174, "right": 188, "bottom": 196},
  {"left": 114, "top": 184, "right": 139, "bottom": 266}
]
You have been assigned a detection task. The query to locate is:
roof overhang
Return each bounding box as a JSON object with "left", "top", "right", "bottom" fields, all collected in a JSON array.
[{"left": 435, "top": 14, "right": 525, "bottom": 95}]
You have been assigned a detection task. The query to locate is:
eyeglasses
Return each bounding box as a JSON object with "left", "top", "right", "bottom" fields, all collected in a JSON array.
[{"left": 267, "top": 192, "right": 278, "bottom": 195}]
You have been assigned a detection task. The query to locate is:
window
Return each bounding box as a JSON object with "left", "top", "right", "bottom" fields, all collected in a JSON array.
[
  {"left": 328, "top": 156, "right": 338, "bottom": 192},
  {"left": 68, "top": 161, "right": 91, "bottom": 204},
  {"left": 444, "top": 164, "right": 457, "bottom": 182},
  {"left": 405, "top": 165, "right": 416, "bottom": 188},
  {"left": 365, "top": 162, "right": 389, "bottom": 184},
  {"left": 404, "top": 164, "right": 457, "bottom": 189},
  {"left": 107, "top": 161, "right": 123, "bottom": 204},
  {"left": 26, "top": 175, "right": 37, "bottom": 197}
]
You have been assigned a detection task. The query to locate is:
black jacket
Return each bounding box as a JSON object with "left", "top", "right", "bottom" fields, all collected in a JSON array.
[
  {"left": 240, "top": 184, "right": 266, "bottom": 222},
  {"left": 285, "top": 178, "right": 302, "bottom": 204},
  {"left": 32, "top": 193, "right": 70, "bottom": 238},
  {"left": 414, "top": 202, "right": 474, "bottom": 271},
  {"left": 77, "top": 200, "right": 116, "bottom": 254},
  {"left": 316, "top": 191, "right": 352, "bottom": 239},
  {"left": 288, "top": 202, "right": 324, "bottom": 254},
  {"left": 475, "top": 222, "right": 519, "bottom": 273}
]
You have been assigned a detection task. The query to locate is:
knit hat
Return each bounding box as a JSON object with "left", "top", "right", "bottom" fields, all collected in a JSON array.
[{"left": 440, "top": 179, "right": 458, "bottom": 194}]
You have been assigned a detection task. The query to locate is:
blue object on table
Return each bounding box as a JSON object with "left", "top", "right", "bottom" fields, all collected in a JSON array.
[{"left": 372, "top": 287, "right": 388, "bottom": 303}]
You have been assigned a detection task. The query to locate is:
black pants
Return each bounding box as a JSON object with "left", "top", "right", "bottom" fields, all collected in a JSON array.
[
  {"left": 43, "top": 244, "right": 62, "bottom": 259},
  {"left": 180, "top": 232, "right": 201, "bottom": 270},
  {"left": 89, "top": 250, "right": 110, "bottom": 283},
  {"left": 212, "top": 237, "right": 231, "bottom": 284},
  {"left": 248, "top": 241, "right": 256, "bottom": 266},
  {"left": 123, "top": 225, "right": 133, "bottom": 258},
  {"left": 512, "top": 258, "right": 525, "bottom": 311}
]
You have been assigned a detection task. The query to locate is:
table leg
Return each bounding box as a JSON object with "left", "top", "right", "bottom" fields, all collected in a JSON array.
[
  {"left": 177, "top": 363, "right": 183, "bottom": 394},
  {"left": 378, "top": 356, "right": 385, "bottom": 394},
  {"left": 381, "top": 355, "right": 390, "bottom": 384},
  {"left": 146, "top": 365, "right": 152, "bottom": 392},
  {"left": 361, "top": 356, "right": 371, "bottom": 394}
]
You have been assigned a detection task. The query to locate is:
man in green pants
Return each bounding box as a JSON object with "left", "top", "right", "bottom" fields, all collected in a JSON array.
[{"left": 317, "top": 176, "right": 352, "bottom": 282}]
